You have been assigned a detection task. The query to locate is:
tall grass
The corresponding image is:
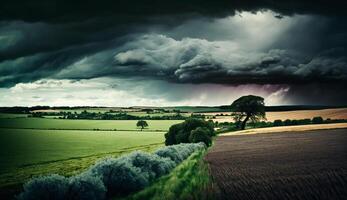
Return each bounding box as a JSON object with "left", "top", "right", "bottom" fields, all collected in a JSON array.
[{"left": 122, "top": 149, "right": 215, "bottom": 200}]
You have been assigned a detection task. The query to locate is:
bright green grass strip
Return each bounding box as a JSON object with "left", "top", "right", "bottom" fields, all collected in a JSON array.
[
  {"left": 0, "top": 143, "right": 163, "bottom": 188},
  {"left": 121, "top": 149, "right": 215, "bottom": 200},
  {"left": 0, "top": 118, "right": 183, "bottom": 131},
  {"left": 0, "top": 128, "right": 165, "bottom": 173},
  {"left": 0, "top": 113, "right": 28, "bottom": 118}
]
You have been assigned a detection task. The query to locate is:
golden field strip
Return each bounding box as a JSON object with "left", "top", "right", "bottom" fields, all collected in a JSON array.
[
  {"left": 220, "top": 123, "right": 347, "bottom": 136},
  {"left": 205, "top": 108, "right": 347, "bottom": 122}
]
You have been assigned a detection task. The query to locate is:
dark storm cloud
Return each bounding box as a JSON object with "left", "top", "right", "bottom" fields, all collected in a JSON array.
[
  {"left": 0, "top": 0, "right": 347, "bottom": 106},
  {"left": 111, "top": 35, "right": 347, "bottom": 84},
  {"left": 1, "top": 32, "right": 347, "bottom": 87},
  {"left": 1, "top": 0, "right": 346, "bottom": 23}
]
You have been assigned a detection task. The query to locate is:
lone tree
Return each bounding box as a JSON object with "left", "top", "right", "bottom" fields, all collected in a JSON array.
[
  {"left": 231, "top": 95, "right": 266, "bottom": 130},
  {"left": 136, "top": 120, "right": 148, "bottom": 131}
]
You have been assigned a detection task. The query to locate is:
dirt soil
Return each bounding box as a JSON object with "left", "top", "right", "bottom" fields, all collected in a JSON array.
[{"left": 205, "top": 129, "right": 347, "bottom": 200}]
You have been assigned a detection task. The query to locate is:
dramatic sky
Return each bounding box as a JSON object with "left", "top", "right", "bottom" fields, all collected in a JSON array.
[{"left": 0, "top": 0, "right": 346, "bottom": 106}]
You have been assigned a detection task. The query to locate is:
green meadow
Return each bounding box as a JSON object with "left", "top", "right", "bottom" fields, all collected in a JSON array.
[
  {"left": 0, "top": 116, "right": 183, "bottom": 192},
  {"left": 0, "top": 118, "right": 183, "bottom": 131},
  {"left": 0, "top": 128, "right": 166, "bottom": 187}
]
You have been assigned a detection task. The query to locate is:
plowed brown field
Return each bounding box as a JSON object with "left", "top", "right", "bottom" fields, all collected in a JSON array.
[{"left": 205, "top": 129, "right": 347, "bottom": 200}]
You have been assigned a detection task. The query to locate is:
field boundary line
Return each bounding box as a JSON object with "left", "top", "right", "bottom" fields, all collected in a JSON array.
[
  {"left": 220, "top": 123, "right": 347, "bottom": 136},
  {"left": 16, "top": 142, "right": 164, "bottom": 168},
  {"left": 0, "top": 127, "right": 167, "bottom": 132}
]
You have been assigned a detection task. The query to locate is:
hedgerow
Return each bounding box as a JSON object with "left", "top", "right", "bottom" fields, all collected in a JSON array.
[
  {"left": 67, "top": 172, "right": 106, "bottom": 200},
  {"left": 18, "top": 143, "right": 205, "bottom": 200},
  {"left": 88, "top": 157, "right": 149, "bottom": 196},
  {"left": 17, "top": 174, "right": 69, "bottom": 200}
]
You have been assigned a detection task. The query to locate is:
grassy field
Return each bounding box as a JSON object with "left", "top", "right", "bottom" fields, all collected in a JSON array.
[
  {"left": 0, "top": 118, "right": 182, "bottom": 131},
  {"left": 0, "top": 115, "right": 183, "bottom": 199},
  {"left": 0, "top": 113, "right": 28, "bottom": 119},
  {"left": 0, "top": 127, "right": 167, "bottom": 198},
  {"left": 0, "top": 129, "right": 165, "bottom": 173}
]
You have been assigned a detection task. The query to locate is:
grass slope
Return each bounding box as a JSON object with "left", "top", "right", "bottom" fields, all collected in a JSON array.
[
  {"left": 0, "top": 129, "right": 165, "bottom": 173},
  {"left": 122, "top": 149, "right": 215, "bottom": 200}
]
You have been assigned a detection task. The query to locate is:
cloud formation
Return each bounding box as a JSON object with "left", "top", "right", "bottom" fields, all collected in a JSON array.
[
  {"left": 1, "top": 0, "right": 346, "bottom": 23},
  {"left": 1, "top": 2, "right": 347, "bottom": 106}
]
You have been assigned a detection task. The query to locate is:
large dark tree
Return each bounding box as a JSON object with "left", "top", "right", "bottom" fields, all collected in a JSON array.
[
  {"left": 231, "top": 95, "right": 266, "bottom": 130},
  {"left": 164, "top": 118, "right": 215, "bottom": 146}
]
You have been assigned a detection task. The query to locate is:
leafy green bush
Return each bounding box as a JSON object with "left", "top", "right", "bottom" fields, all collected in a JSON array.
[
  {"left": 312, "top": 116, "right": 324, "bottom": 124},
  {"left": 165, "top": 119, "right": 214, "bottom": 146},
  {"left": 273, "top": 119, "right": 283, "bottom": 126},
  {"left": 17, "top": 174, "right": 69, "bottom": 200},
  {"left": 284, "top": 119, "right": 292, "bottom": 126},
  {"left": 189, "top": 127, "right": 212, "bottom": 146},
  {"left": 297, "top": 118, "right": 311, "bottom": 125},
  {"left": 67, "top": 172, "right": 106, "bottom": 200}
]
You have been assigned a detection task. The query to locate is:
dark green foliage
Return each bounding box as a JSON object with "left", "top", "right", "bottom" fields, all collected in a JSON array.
[
  {"left": 291, "top": 119, "right": 299, "bottom": 125},
  {"left": 189, "top": 127, "right": 212, "bottom": 146},
  {"left": 164, "top": 119, "right": 214, "bottom": 146},
  {"left": 136, "top": 120, "right": 148, "bottom": 130},
  {"left": 273, "top": 119, "right": 283, "bottom": 126},
  {"left": 17, "top": 174, "right": 69, "bottom": 200},
  {"left": 312, "top": 116, "right": 324, "bottom": 124},
  {"left": 19, "top": 143, "right": 205, "bottom": 199},
  {"left": 297, "top": 118, "right": 312, "bottom": 125},
  {"left": 29, "top": 112, "right": 44, "bottom": 118},
  {"left": 165, "top": 123, "right": 184, "bottom": 145},
  {"left": 67, "top": 173, "right": 106, "bottom": 200},
  {"left": 231, "top": 95, "right": 266, "bottom": 130},
  {"left": 284, "top": 119, "right": 292, "bottom": 126}
]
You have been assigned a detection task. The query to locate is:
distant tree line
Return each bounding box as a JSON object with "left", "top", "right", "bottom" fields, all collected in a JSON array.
[
  {"left": 215, "top": 116, "right": 347, "bottom": 133},
  {"left": 29, "top": 110, "right": 206, "bottom": 120}
]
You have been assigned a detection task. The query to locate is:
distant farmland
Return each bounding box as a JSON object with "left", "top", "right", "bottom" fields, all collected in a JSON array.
[
  {"left": 0, "top": 116, "right": 182, "bottom": 199},
  {"left": 0, "top": 118, "right": 183, "bottom": 131},
  {"left": 208, "top": 108, "right": 347, "bottom": 122}
]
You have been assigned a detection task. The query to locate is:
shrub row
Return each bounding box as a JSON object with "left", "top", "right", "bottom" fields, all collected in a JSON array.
[{"left": 17, "top": 143, "right": 205, "bottom": 200}]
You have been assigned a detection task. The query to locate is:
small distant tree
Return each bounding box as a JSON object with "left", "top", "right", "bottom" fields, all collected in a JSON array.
[
  {"left": 312, "top": 116, "right": 323, "bottom": 124},
  {"left": 231, "top": 95, "right": 266, "bottom": 130},
  {"left": 136, "top": 120, "right": 148, "bottom": 131}
]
